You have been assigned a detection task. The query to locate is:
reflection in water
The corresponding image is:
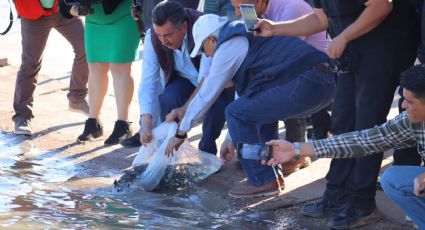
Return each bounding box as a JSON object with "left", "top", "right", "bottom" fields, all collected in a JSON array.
[{"left": 0, "top": 133, "right": 273, "bottom": 229}]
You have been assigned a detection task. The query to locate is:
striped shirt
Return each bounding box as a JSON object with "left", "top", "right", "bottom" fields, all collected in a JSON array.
[{"left": 312, "top": 111, "right": 425, "bottom": 160}]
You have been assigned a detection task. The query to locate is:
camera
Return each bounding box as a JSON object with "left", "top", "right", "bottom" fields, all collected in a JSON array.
[
  {"left": 64, "top": 0, "right": 98, "bottom": 16},
  {"left": 237, "top": 143, "right": 273, "bottom": 161},
  {"left": 130, "top": 0, "right": 144, "bottom": 21}
]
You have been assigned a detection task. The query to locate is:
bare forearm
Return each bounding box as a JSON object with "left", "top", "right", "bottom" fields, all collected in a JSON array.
[
  {"left": 300, "top": 142, "right": 317, "bottom": 158},
  {"left": 338, "top": 0, "right": 392, "bottom": 43},
  {"left": 271, "top": 9, "right": 329, "bottom": 37}
]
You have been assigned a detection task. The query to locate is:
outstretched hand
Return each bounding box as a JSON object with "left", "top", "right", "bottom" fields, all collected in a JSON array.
[
  {"left": 261, "top": 140, "right": 295, "bottom": 167},
  {"left": 165, "top": 106, "right": 186, "bottom": 123},
  {"left": 220, "top": 138, "right": 235, "bottom": 164},
  {"left": 165, "top": 137, "right": 185, "bottom": 157},
  {"left": 253, "top": 19, "right": 274, "bottom": 37}
]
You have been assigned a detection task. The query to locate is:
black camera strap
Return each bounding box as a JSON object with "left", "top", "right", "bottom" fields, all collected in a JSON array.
[{"left": 1, "top": 0, "right": 14, "bottom": 35}]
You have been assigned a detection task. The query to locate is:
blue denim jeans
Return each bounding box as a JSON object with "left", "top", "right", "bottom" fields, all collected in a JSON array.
[
  {"left": 226, "top": 69, "right": 335, "bottom": 186},
  {"left": 380, "top": 166, "right": 425, "bottom": 229},
  {"left": 159, "top": 76, "right": 233, "bottom": 155}
]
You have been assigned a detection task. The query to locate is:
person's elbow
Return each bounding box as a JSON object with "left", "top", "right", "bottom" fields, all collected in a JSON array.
[{"left": 369, "top": 0, "right": 393, "bottom": 19}]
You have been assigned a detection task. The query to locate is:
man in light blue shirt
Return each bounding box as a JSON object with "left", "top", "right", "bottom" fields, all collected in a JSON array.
[{"left": 137, "top": 1, "right": 233, "bottom": 155}]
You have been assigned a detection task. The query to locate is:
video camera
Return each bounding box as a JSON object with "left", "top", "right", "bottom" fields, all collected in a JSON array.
[
  {"left": 64, "top": 0, "right": 100, "bottom": 16},
  {"left": 130, "top": 0, "right": 144, "bottom": 21},
  {"left": 130, "top": 0, "right": 146, "bottom": 40}
]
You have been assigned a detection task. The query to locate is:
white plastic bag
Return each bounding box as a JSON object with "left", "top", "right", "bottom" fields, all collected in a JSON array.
[{"left": 129, "top": 122, "right": 223, "bottom": 191}]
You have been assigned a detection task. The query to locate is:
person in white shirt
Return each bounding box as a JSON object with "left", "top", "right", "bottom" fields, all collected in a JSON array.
[{"left": 166, "top": 14, "right": 335, "bottom": 198}]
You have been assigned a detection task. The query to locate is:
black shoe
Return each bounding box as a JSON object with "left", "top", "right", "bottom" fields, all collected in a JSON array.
[
  {"left": 77, "top": 118, "right": 103, "bottom": 142},
  {"left": 327, "top": 206, "right": 383, "bottom": 230},
  {"left": 104, "top": 120, "right": 131, "bottom": 145},
  {"left": 302, "top": 199, "right": 346, "bottom": 218},
  {"left": 120, "top": 132, "right": 141, "bottom": 147}
]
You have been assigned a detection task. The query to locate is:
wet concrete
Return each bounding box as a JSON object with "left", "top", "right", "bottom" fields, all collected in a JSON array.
[{"left": 0, "top": 14, "right": 416, "bottom": 229}]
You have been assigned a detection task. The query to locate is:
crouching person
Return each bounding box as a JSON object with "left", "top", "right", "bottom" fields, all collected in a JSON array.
[
  {"left": 262, "top": 65, "right": 425, "bottom": 228},
  {"left": 165, "top": 14, "right": 335, "bottom": 198}
]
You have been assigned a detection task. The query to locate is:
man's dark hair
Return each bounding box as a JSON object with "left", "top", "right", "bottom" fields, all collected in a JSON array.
[
  {"left": 152, "top": 1, "right": 187, "bottom": 28},
  {"left": 400, "top": 64, "right": 425, "bottom": 101}
]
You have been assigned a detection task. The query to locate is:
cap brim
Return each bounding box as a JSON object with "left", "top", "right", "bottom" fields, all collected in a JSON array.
[{"left": 190, "top": 42, "right": 202, "bottom": 58}]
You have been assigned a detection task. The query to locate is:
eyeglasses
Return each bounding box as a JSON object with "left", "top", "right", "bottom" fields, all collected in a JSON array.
[{"left": 200, "top": 39, "right": 208, "bottom": 53}]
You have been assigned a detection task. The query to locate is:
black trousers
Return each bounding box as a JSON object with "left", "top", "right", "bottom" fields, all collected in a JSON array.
[{"left": 323, "top": 35, "right": 419, "bottom": 210}]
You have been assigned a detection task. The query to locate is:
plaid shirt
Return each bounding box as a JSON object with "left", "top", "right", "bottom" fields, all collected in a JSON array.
[{"left": 312, "top": 111, "right": 425, "bottom": 160}]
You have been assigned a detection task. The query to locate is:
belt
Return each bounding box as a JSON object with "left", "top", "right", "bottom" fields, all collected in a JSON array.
[{"left": 313, "top": 63, "right": 333, "bottom": 74}]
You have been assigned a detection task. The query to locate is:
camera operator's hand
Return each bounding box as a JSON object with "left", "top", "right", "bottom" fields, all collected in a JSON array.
[
  {"left": 253, "top": 19, "right": 274, "bottom": 37},
  {"left": 70, "top": 5, "right": 79, "bottom": 17},
  {"left": 130, "top": 0, "right": 143, "bottom": 21},
  {"left": 261, "top": 140, "right": 295, "bottom": 167}
]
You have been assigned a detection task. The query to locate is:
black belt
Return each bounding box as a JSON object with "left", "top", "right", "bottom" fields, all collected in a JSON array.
[{"left": 313, "top": 63, "right": 333, "bottom": 74}]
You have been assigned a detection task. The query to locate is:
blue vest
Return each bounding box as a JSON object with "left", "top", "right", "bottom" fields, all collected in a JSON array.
[{"left": 216, "top": 21, "right": 329, "bottom": 97}]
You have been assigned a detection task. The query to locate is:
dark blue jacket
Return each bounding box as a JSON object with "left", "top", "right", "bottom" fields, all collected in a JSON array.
[{"left": 216, "top": 21, "right": 329, "bottom": 97}]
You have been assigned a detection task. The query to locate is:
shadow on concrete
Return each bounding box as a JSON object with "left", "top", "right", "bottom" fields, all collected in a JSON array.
[
  {"left": 31, "top": 121, "right": 84, "bottom": 139},
  {"left": 37, "top": 74, "right": 70, "bottom": 86}
]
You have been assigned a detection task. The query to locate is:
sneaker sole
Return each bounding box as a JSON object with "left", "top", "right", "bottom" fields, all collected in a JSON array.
[
  {"left": 228, "top": 190, "right": 282, "bottom": 198},
  {"left": 327, "top": 209, "right": 384, "bottom": 230},
  {"left": 104, "top": 132, "right": 132, "bottom": 146},
  {"left": 301, "top": 206, "right": 341, "bottom": 218},
  {"left": 14, "top": 130, "right": 32, "bottom": 136},
  {"left": 77, "top": 132, "right": 103, "bottom": 142}
]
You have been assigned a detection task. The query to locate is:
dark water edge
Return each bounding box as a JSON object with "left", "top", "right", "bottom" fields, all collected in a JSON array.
[{"left": 0, "top": 132, "right": 276, "bottom": 229}]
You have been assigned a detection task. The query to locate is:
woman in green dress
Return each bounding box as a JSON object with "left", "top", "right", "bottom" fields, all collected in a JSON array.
[{"left": 61, "top": 0, "right": 140, "bottom": 145}]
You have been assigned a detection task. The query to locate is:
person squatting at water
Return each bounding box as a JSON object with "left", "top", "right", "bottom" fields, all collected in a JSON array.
[
  {"left": 226, "top": 0, "right": 331, "bottom": 174},
  {"left": 137, "top": 1, "right": 233, "bottom": 155},
  {"left": 120, "top": 0, "right": 202, "bottom": 148},
  {"left": 59, "top": 0, "right": 140, "bottom": 145},
  {"left": 165, "top": 14, "right": 335, "bottom": 198},
  {"left": 261, "top": 64, "right": 425, "bottom": 229},
  {"left": 12, "top": 0, "right": 89, "bottom": 136},
  {"left": 254, "top": 0, "right": 419, "bottom": 228}
]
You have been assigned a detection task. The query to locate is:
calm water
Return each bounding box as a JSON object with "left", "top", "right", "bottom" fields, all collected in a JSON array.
[
  {"left": 0, "top": 3, "right": 274, "bottom": 229},
  {"left": 0, "top": 132, "right": 275, "bottom": 229}
]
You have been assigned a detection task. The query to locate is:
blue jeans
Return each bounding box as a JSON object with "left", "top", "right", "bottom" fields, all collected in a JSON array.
[
  {"left": 226, "top": 69, "right": 335, "bottom": 186},
  {"left": 381, "top": 166, "right": 425, "bottom": 229},
  {"left": 159, "top": 76, "right": 233, "bottom": 155}
]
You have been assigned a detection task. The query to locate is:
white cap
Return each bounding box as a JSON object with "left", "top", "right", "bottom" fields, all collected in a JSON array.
[{"left": 190, "top": 14, "right": 228, "bottom": 58}]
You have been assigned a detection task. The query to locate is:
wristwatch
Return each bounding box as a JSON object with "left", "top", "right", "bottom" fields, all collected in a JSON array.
[
  {"left": 293, "top": 142, "right": 301, "bottom": 161},
  {"left": 174, "top": 129, "right": 187, "bottom": 139}
]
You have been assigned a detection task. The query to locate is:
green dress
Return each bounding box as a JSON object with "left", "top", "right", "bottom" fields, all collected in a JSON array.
[{"left": 85, "top": 0, "right": 140, "bottom": 63}]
